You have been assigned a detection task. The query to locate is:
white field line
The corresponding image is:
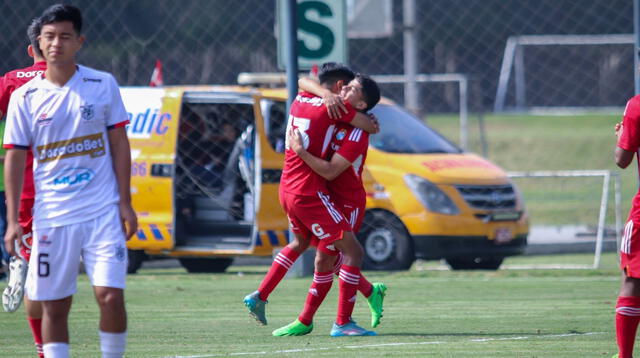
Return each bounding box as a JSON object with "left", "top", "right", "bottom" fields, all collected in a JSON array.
[
  {"left": 166, "top": 331, "right": 604, "bottom": 358},
  {"left": 415, "top": 263, "right": 597, "bottom": 271}
]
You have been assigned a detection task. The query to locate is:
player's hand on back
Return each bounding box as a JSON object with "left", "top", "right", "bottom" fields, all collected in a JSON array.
[
  {"left": 369, "top": 113, "right": 380, "bottom": 134},
  {"left": 119, "top": 202, "right": 138, "bottom": 240},
  {"left": 323, "top": 92, "right": 347, "bottom": 119},
  {"left": 287, "top": 127, "right": 305, "bottom": 155},
  {"left": 3, "top": 221, "right": 23, "bottom": 257}
]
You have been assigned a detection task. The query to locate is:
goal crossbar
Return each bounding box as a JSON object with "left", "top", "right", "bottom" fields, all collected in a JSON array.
[
  {"left": 494, "top": 34, "right": 634, "bottom": 112},
  {"left": 507, "top": 170, "right": 621, "bottom": 269}
]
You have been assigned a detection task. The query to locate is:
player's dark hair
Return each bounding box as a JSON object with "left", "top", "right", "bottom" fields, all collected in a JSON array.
[
  {"left": 39, "top": 4, "right": 82, "bottom": 34},
  {"left": 27, "top": 18, "right": 43, "bottom": 57},
  {"left": 318, "top": 62, "right": 354, "bottom": 87},
  {"left": 356, "top": 74, "right": 381, "bottom": 112}
]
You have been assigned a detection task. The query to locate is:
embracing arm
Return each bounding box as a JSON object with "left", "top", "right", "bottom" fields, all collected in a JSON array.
[
  {"left": 108, "top": 127, "right": 138, "bottom": 239},
  {"left": 298, "top": 77, "right": 348, "bottom": 120},
  {"left": 288, "top": 127, "right": 351, "bottom": 181}
]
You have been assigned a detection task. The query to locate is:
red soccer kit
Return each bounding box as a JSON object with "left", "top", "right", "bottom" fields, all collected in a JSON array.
[
  {"left": 327, "top": 123, "right": 369, "bottom": 233},
  {"left": 279, "top": 92, "right": 356, "bottom": 250},
  {"left": 0, "top": 61, "right": 46, "bottom": 261}
]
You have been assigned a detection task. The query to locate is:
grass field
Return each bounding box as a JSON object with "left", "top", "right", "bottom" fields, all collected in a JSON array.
[
  {"left": 426, "top": 113, "right": 632, "bottom": 226},
  {"left": 0, "top": 253, "right": 623, "bottom": 357}
]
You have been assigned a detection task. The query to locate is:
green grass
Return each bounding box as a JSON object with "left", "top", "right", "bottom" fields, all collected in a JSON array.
[
  {"left": 426, "top": 113, "right": 632, "bottom": 226},
  {"left": 0, "top": 254, "right": 623, "bottom": 357}
]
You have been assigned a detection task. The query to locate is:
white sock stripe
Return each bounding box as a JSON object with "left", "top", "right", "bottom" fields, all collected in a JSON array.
[
  {"left": 617, "top": 306, "right": 640, "bottom": 316},
  {"left": 339, "top": 270, "right": 360, "bottom": 280},
  {"left": 623, "top": 221, "right": 634, "bottom": 254},
  {"left": 313, "top": 275, "right": 334, "bottom": 283},
  {"left": 339, "top": 270, "right": 361, "bottom": 284},
  {"left": 318, "top": 192, "right": 343, "bottom": 223},
  {"left": 274, "top": 254, "right": 294, "bottom": 268},
  {"left": 339, "top": 276, "right": 360, "bottom": 285}
]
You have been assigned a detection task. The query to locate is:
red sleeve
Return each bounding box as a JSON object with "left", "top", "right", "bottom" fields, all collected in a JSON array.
[
  {"left": 619, "top": 97, "right": 640, "bottom": 152},
  {"left": 336, "top": 127, "right": 369, "bottom": 163},
  {"left": 0, "top": 76, "right": 8, "bottom": 116}
]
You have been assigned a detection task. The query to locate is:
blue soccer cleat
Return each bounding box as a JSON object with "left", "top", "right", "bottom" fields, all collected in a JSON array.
[
  {"left": 330, "top": 320, "right": 377, "bottom": 337},
  {"left": 243, "top": 291, "right": 268, "bottom": 325}
]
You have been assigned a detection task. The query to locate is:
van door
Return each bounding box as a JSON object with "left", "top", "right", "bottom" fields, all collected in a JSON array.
[
  {"left": 172, "top": 91, "right": 260, "bottom": 255},
  {"left": 251, "top": 97, "right": 290, "bottom": 256},
  {"left": 122, "top": 87, "right": 179, "bottom": 252}
]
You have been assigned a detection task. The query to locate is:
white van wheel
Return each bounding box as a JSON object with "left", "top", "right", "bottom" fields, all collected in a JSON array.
[{"left": 364, "top": 229, "right": 395, "bottom": 262}]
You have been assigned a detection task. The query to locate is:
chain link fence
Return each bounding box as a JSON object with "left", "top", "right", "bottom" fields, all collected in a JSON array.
[
  {"left": 0, "top": 0, "right": 632, "bottom": 268},
  {"left": 0, "top": 0, "right": 633, "bottom": 113}
]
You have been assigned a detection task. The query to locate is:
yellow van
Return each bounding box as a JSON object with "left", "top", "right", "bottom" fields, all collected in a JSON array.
[{"left": 120, "top": 82, "right": 528, "bottom": 273}]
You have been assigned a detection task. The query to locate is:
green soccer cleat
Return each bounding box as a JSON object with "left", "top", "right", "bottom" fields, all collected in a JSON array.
[
  {"left": 366, "top": 282, "right": 387, "bottom": 328},
  {"left": 330, "top": 320, "right": 377, "bottom": 337},
  {"left": 272, "top": 319, "right": 313, "bottom": 336},
  {"left": 243, "top": 291, "right": 268, "bottom": 325}
]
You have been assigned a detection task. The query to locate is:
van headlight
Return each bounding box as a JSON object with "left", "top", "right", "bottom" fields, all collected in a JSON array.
[{"left": 404, "top": 174, "right": 459, "bottom": 215}]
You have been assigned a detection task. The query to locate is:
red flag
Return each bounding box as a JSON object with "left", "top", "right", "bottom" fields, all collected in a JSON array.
[{"left": 149, "top": 59, "right": 163, "bottom": 87}]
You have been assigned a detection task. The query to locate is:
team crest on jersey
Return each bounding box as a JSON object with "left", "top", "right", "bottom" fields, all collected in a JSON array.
[
  {"left": 336, "top": 129, "right": 347, "bottom": 141},
  {"left": 115, "top": 244, "right": 126, "bottom": 262},
  {"left": 80, "top": 104, "right": 95, "bottom": 121}
]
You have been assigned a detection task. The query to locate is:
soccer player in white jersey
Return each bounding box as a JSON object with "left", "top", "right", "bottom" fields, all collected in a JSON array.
[{"left": 3, "top": 5, "right": 137, "bottom": 358}]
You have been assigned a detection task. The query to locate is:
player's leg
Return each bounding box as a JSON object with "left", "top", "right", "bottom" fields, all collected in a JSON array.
[
  {"left": 21, "top": 205, "right": 45, "bottom": 357},
  {"left": 328, "top": 232, "right": 375, "bottom": 336},
  {"left": 25, "top": 295, "right": 44, "bottom": 358},
  {"left": 615, "top": 220, "right": 640, "bottom": 358},
  {"left": 28, "top": 223, "right": 81, "bottom": 358},
  {"left": 83, "top": 205, "right": 128, "bottom": 358},
  {"left": 273, "top": 245, "right": 337, "bottom": 336}
]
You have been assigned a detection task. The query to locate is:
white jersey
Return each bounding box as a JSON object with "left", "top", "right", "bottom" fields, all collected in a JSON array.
[{"left": 4, "top": 65, "right": 129, "bottom": 229}]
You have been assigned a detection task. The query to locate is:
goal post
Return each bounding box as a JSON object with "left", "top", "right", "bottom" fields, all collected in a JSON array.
[
  {"left": 494, "top": 34, "right": 634, "bottom": 112},
  {"left": 507, "top": 170, "right": 622, "bottom": 269}
]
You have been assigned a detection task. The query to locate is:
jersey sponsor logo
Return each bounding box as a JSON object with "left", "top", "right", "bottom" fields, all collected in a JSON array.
[
  {"left": 15, "top": 70, "right": 44, "bottom": 78},
  {"left": 80, "top": 104, "right": 95, "bottom": 121},
  {"left": 82, "top": 77, "right": 102, "bottom": 83},
  {"left": 47, "top": 167, "right": 95, "bottom": 193},
  {"left": 336, "top": 128, "right": 347, "bottom": 141},
  {"left": 36, "top": 113, "right": 53, "bottom": 126},
  {"left": 311, "top": 223, "right": 330, "bottom": 240},
  {"left": 36, "top": 133, "right": 106, "bottom": 163},
  {"left": 295, "top": 94, "right": 323, "bottom": 106}
]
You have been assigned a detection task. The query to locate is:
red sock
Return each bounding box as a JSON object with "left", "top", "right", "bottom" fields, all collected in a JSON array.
[
  {"left": 336, "top": 265, "right": 360, "bottom": 325},
  {"left": 616, "top": 296, "right": 640, "bottom": 358},
  {"left": 257, "top": 246, "right": 300, "bottom": 301},
  {"left": 332, "top": 253, "right": 372, "bottom": 297},
  {"left": 298, "top": 271, "right": 333, "bottom": 326},
  {"left": 27, "top": 317, "right": 44, "bottom": 358}
]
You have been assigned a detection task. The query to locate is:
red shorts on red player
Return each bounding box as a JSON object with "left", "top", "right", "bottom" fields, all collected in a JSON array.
[
  {"left": 18, "top": 198, "right": 34, "bottom": 261},
  {"left": 621, "top": 219, "right": 640, "bottom": 277},
  {"left": 280, "top": 190, "right": 351, "bottom": 247}
]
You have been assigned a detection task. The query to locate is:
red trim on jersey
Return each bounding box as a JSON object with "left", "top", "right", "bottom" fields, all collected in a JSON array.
[
  {"left": 3, "top": 144, "right": 29, "bottom": 150},
  {"left": 107, "top": 120, "right": 129, "bottom": 130}
]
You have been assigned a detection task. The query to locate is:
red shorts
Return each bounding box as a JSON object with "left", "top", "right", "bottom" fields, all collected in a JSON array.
[
  {"left": 280, "top": 189, "right": 350, "bottom": 255},
  {"left": 333, "top": 192, "right": 366, "bottom": 234},
  {"left": 18, "top": 198, "right": 34, "bottom": 261}
]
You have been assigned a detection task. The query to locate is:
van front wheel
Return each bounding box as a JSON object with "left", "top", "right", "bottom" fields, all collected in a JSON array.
[
  {"left": 357, "top": 211, "right": 414, "bottom": 271},
  {"left": 179, "top": 258, "right": 234, "bottom": 273}
]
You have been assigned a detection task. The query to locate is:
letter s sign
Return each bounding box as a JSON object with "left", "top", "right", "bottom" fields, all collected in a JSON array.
[{"left": 277, "top": 0, "right": 347, "bottom": 70}]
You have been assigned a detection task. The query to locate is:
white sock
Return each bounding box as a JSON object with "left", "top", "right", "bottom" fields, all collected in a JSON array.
[
  {"left": 43, "top": 342, "right": 69, "bottom": 358},
  {"left": 99, "top": 330, "right": 127, "bottom": 358}
]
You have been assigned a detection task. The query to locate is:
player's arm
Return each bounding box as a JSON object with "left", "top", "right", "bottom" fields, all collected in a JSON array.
[
  {"left": 107, "top": 126, "right": 138, "bottom": 239},
  {"left": 298, "top": 77, "right": 348, "bottom": 120},
  {"left": 4, "top": 148, "right": 25, "bottom": 256},
  {"left": 350, "top": 112, "right": 379, "bottom": 134},
  {"left": 616, "top": 101, "right": 640, "bottom": 169},
  {"left": 288, "top": 127, "right": 351, "bottom": 180}
]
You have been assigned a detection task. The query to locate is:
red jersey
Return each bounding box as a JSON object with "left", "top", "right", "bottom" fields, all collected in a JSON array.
[
  {"left": 280, "top": 92, "right": 356, "bottom": 196},
  {"left": 618, "top": 94, "right": 640, "bottom": 222},
  {"left": 327, "top": 123, "right": 369, "bottom": 199},
  {"left": 0, "top": 61, "right": 46, "bottom": 200}
]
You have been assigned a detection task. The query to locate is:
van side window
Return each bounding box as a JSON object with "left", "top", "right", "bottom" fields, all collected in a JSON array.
[{"left": 264, "top": 101, "right": 287, "bottom": 153}]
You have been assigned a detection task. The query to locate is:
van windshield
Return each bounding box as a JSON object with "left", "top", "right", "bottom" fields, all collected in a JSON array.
[{"left": 369, "top": 104, "right": 462, "bottom": 154}]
